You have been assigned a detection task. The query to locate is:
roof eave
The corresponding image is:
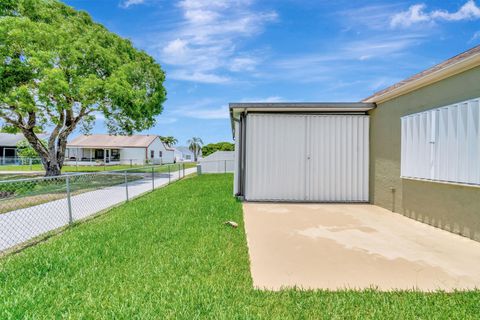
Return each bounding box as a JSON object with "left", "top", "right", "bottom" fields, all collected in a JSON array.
[
  {"left": 364, "top": 52, "right": 480, "bottom": 104},
  {"left": 228, "top": 102, "right": 376, "bottom": 139},
  {"left": 229, "top": 102, "right": 376, "bottom": 113}
]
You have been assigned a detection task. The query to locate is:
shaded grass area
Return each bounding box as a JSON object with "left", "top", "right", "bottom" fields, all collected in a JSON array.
[{"left": 1, "top": 175, "right": 479, "bottom": 319}]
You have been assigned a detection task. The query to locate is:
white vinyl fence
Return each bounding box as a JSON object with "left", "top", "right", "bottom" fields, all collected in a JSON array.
[{"left": 198, "top": 160, "right": 234, "bottom": 174}]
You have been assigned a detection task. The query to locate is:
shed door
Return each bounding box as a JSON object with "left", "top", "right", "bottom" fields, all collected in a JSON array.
[{"left": 245, "top": 114, "right": 369, "bottom": 202}]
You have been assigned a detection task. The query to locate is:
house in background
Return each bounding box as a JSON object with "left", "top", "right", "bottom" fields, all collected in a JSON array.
[
  {"left": 231, "top": 45, "right": 480, "bottom": 241},
  {"left": 0, "top": 132, "right": 49, "bottom": 164},
  {"left": 66, "top": 134, "right": 174, "bottom": 165},
  {"left": 174, "top": 146, "right": 199, "bottom": 162}
]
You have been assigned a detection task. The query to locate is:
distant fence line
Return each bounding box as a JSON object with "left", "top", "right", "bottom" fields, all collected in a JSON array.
[
  {"left": 198, "top": 160, "right": 234, "bottom": 174},
  {"left": 0, "top": 163, "right": 195, "bottom": 254}
]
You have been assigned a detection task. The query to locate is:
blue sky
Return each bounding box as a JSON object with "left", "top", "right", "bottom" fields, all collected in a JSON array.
[{"left": 63, "top": 0, "right": 480, "bottom": 145}]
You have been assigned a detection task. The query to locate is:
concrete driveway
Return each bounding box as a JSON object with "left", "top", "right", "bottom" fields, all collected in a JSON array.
[{"left": 243, "top": 203, "right": 480, "bottom": 291}]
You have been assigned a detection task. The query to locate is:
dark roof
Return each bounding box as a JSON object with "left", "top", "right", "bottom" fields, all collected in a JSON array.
[
  {"left": 0, "top": 133, "right": 49, "bottom": 147},
  {"left": 364, "top": 45, "right": 480, "bottom": 102}
]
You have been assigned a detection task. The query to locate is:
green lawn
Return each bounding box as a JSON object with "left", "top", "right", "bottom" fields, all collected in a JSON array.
[{"left": 0, "top": 175, "right": 479, "bottom": 319}]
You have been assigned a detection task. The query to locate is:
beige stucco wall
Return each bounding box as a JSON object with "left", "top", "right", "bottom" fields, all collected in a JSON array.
[{"left": 368, "top": 66, "right": 480, "bottom": 241}]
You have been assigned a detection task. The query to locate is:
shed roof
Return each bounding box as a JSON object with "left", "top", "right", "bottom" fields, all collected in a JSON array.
[
  {"left": 175, "top": 146, "right": 197, "bottom": 155},
  {"left": 200, "top": 151, "right": 234, "bottom": 161},
  {"left": 364, "top": 45, "right": 480, "bottom": 103},
  {"left": 229, "top": 102, "right": 375, "bottom": 113},
  {"left": 228, "top": 102, "right": 375, "bottom": 138},
  {"left": 67, "top": 134, "right": 158, "bottom": 148}
]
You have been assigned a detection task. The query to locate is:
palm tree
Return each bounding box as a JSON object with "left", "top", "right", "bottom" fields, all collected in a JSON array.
[
  {"left": 187, "top": 137, "right": 203, "bottom": 161},
  {"left": 160, "top": 136, "right": 178, "bottom": 148}
]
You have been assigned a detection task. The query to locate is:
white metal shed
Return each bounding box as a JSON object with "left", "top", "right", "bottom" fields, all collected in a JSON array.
[
  {"left": 199, "top": 151, "right": 234, "bottom": 173},
  {"left": 230, "top": 103, "right": 375, "bottom": 202}
]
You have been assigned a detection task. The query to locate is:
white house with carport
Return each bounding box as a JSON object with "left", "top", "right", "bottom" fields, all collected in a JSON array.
[
  {"left": 66, "top": 134, "right": 174, "bottom": 165},
  {"left": 174, "top": 146, "right": 198, "bottom": 162},
  {"left": 0, "top": 132, "right": 49, "bottom": 164}
]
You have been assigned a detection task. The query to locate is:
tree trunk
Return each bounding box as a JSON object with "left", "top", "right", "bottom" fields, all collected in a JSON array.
[
  {"left": 44, "top": 160, "right": 62, "bottom": 176},
  {"left": 21, "top": 127, "right": 66, "bottom": 177}
]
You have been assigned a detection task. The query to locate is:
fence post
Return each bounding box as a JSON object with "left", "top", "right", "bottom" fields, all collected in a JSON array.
[
  {"left": 125, "top": 170, "right": 129, "bottom": 201},
  {"left": 66, "top": 176, "right": 73, "bottom": 224},
  {"left": 29, "top": 158, "right": 32, "bottom": 171},
  {"left": 130, "top": 159, "right": 133, "bottom": 167},
  {"left": 151, "top": 166, "right": 155, "bottom": 191},
  {"left": 168, "top": 164, "right": 171, "bottom": 184},
  {"left": 183, "top": 163, "right": 185, "bottom": 178},
  {"left": 76, "top": 158, "right": 78, "bottom": 171}
]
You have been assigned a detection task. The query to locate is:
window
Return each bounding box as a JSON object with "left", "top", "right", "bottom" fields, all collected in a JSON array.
[
  {"left": 111, "top": 149, "right": 120, "bottom": 160},
  {"left": 150, "top": 150, "right": 154, "bottom": 158},
  {"left": 159, "top": 151, "right": 163, "bottom": 157},
  {"left": 401, "top": 97, "right": 480, "bottom": 185},
  {"left": 185, "top": 155, "right": 191, "bottom": 160},
  {"left": 95, "top": 149, "right": 104, "bottom": 160}
]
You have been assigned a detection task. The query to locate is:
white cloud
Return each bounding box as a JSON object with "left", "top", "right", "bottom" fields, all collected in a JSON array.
[
  {"left": 119, "top": 0, "right": 145, "bottom": 8},
  {"left": 390, "top": 4, "right": 431, "bottom": 28},
  {"left": 240, "top": 96, "right": 284, "bottom": 103},
  {"left": 275, "top": 35, "right": 422, "bottom": 70},
  {"left": 157, "top": 117, "right": 178, "bottom": 124},
  {"left": 171, "top": 99, "right": 230, "bottom": 119},
  {"left": 471, "top": 30, "right": 480, "bottom": 42},
  {"left": 391, "top": 1, "right": 480, "bottom": 28},
  {"left": 169, "top": 70, "right": 230, "bottom": 84},
  {"left": 431, "top": 0, "right": 480, "bottom": 21},
  {"left": 229, "top": 57, "right": 258, "bottom": 72},
  {"left": 183, "top": 106, "right": 229, "bottom": 119},
  {"left": 153, "top": 0, "right": 277, "bottom": 83}
]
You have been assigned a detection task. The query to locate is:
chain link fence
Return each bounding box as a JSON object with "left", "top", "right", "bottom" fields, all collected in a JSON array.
[
  {"left": 0, "top": 163, "right": 197, "bottom": 254},
  {"left": 0, "top": 157, "right": 174, "bottom": 171}
]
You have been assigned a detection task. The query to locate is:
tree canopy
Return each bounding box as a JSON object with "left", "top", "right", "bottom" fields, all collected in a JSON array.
[
  {"left": 16, "top": 138, "right": 45, "bottom": 159},
  {"left": 0, "top": 0, "right": 166, "bottom": 175},
  {"left": 201, "top": 142, "right": 234, "bottom": 157},
  {"left": 187, "top": 137, "right": 203, "bottom": 162},
  {"left": 160, "top": 136, "right": 178, "bottom": 148}
]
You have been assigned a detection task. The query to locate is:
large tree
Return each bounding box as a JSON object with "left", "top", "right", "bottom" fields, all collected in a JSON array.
[
  {"left": 0, "top": 0, "right": 166, "bottom": 175},
  {"left": 201, "top": 142, "right": 234, "bottom": 157}
]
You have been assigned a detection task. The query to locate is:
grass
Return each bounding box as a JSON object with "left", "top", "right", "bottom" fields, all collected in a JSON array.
[{"left": 1, "top": 175, "right": 479, "bottom": 319}]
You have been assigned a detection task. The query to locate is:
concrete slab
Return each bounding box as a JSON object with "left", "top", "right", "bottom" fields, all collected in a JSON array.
[{"left": 243, "top": 203, "right": 480, "bottom": 291}]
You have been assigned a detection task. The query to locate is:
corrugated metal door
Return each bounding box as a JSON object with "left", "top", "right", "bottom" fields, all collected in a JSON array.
[
  {"left": 245, "top": 114, "right": 369, "bottom": 202},
  {"left": 307, "top": 115, "right": 369, "bottom": 201},
  {"left": 245, "top": 114, "right": 307, "bottom": 201}
]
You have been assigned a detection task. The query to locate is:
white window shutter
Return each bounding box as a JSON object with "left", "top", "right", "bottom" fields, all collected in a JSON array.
[{"left": 401, "top": 97, "right": 480, "bottom": 186}]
